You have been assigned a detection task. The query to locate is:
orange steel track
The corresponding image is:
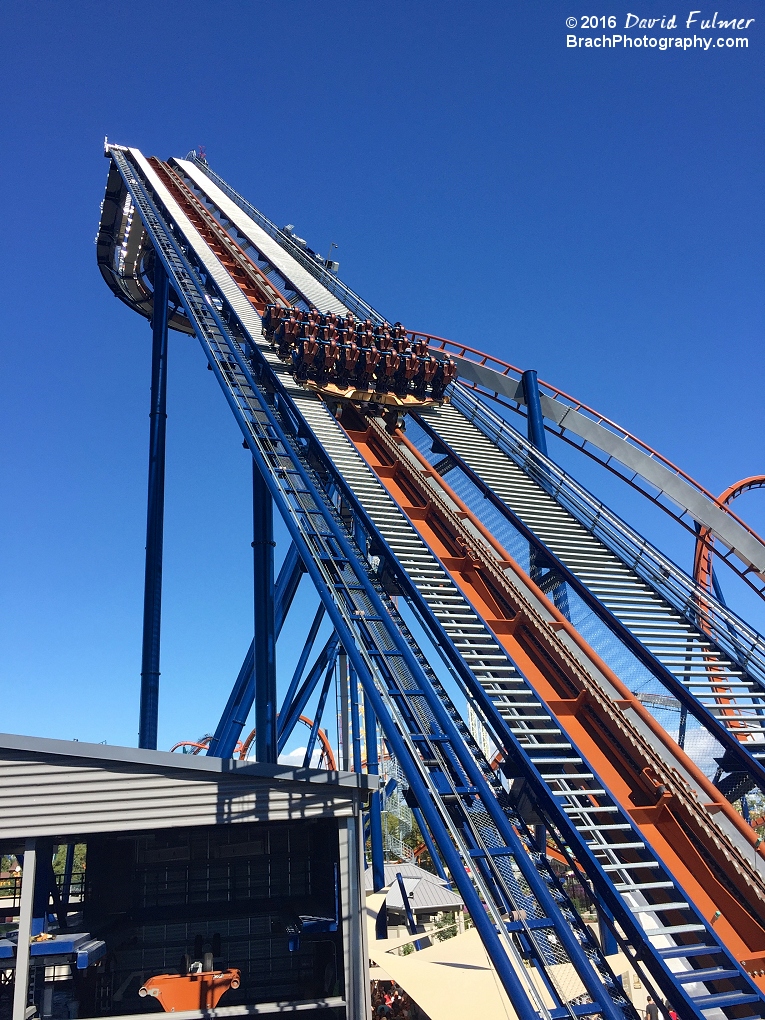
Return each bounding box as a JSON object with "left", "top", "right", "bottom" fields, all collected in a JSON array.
[
  {"left": 170, "top": 718, "right": 336, "bottom": 770},
  {"left": 148, "top": 159, "right": 289, "bottom": 314},
  {"left": 694, "top": 476, "right": 765, "bottom": 594},
  {"left": 691, "top": 477, "right": 765, "bottom": 734},
  {"left": 339, "top": 406, "right": 765, "bottom": 979}
]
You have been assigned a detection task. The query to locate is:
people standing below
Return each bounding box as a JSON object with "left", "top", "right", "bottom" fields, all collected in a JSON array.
[{"left": 645, "top": 996, "right": 659, "bottom": 1020}]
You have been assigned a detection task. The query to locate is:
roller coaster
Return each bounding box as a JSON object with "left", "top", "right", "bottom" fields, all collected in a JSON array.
[{"left": 96, "top": 142, "right": 765, "bottom": 1020}]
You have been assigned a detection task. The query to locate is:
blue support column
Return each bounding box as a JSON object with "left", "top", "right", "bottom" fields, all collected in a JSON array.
[
  {"left": 396, "top": 872, "right": 422, "bottom": 949},
  {"left": 302, "top": 659, "right": 336, "bottom": 768},
  {"left": 521, "top": 369, "right": 548, "bottom": 457},
  {"left": 252, "top": 461, "right": 276, "bottom": 764},
  {"left": 278, "top": 603, "right": 325, "bottom": 734},
  {"left": 61, "top": 843, "right": 75, "bottom": 913},
  {"left": 31, "top": 839, "right": 54, "bottom": 936},
  {"left": 278, "top": 634, "right": 340, "bottom": 752},
  {"left": 208, "top": 542, "right": 304, "bottom": 759},
  {"left": 139, "top": 257, "right": 170, "bottom": 750},
  {"left": 598, "top": 899, "right": 619, "bottom": 957},
  {"left": 411, "top": 806, "right": 449, "bottom": 884},
  {"left": 349, "top": 665, "right": 363, "bottom": 773},
  {"left": 364, "top": 695, "right": 385, "bottom": 893}
]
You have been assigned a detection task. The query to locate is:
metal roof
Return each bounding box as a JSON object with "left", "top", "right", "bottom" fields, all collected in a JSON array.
[
  {"left": 365, "top": 863, "right": 464, "bottom": 915},
  {"left": 0, "top": 732, "right": 376, "bottom": 842}
]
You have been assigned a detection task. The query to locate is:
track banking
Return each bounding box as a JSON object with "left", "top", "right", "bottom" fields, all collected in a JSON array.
[{"left": 567, "top": 33, "right": 749, "bottom": 48}]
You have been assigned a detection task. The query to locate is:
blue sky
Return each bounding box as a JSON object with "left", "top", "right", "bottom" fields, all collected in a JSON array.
[{"left": 1, "top": 0, "right": 763, "bottom": 751}]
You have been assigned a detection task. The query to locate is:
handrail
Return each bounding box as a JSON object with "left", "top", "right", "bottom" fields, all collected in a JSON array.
[
  {"left": 451, "top": 384, "right": 765, "bottom": 686},
  {"left": 411, "top": 330, "right": 765, "bottom": 555},
  {"left": 183, "top": 157, "right": 387, "bottom": 324}
]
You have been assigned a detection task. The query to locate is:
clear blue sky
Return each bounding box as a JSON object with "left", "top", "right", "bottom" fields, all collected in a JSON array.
[{"left": 1, "top": 0, "right": 763, "bottom": 751}]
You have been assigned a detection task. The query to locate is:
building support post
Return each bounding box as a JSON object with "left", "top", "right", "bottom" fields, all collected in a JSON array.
[
  {"left": 253, "top": 461, "right": 276, "bottom": 764},
  {"left": 61, "top": 843, "right": 75, "bottom": 912},
  {"left": 12, "top": 840, "right": 37, "bottom": 1020},
  {"left": 521, "top": 369, "right": 549, "bottom": 457},
  {"left": 339, "top": 815, "right": 371, "bottom": 1020},
  {"left": 139, "top": 257, "right": 170, "bottom": 750}
]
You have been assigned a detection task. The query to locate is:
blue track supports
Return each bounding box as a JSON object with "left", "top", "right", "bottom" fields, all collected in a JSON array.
[
  {"left": 278, "top": 634, "right": 339, "bottom": 752},
  {"left": 598, "top": 901, "right": 619, "bottom": 957},
  {"left": 252, "top": 461, "right": 276, "bottom": 763},
  {"left": 411, "top": 806, "right": 449, "bottom": 884},
  {"left": 533, "top": 823, "right": 546, "bottom": 856},
  {"left": 396, "top": 872, "right": 422, "bottom": 949},
  {"left": 364, "top": 694, "right": 385, "bottom": 893},
  {"left": 278, "top": 603, "right": 325, "bottom": 733},
  {"left": 138, "top": 256, "right": 169, "bottom": 750},
  {"left": 31, "top": 839, "right": 54, "bottom": 936},
  {"left": 349, "top": 665, "right": 363, "bottom": 773},
  {"left": 207, "top": 541, "right": 304, "bottom": 758},
  {"left": 521, "top": 368, "right": 548, "bottom": 457},
  {"left": 302, "top": 656, "right": 336, "bottom": 767},
  {"left": 274, "top": 543, "right": 305, "bottom": 627}
]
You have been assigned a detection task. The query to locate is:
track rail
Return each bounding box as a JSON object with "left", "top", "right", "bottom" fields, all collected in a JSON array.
[
  {"left": 181, "top": 166, "right": 765, "bottom": 592},
  {"left": 412, "top": 333, "right": 765, "bottom": 555}
]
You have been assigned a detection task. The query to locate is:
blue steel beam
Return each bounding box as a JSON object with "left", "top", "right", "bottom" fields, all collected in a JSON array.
[
  {"left": 396, "top": 872, "right": 422, "bottom": 950},
  {"left": 207, "top": 541, "right": 304, "bottom": 758},
  {"left": 61, "top": 843, "right": 75, "bottom": 912},
  {"left": 302, "top": 658, "right": 336, "bottom": 768},
  {"left": 252, "top": 461, "right": 276, "bottom": 763},
  {"left": 412, "top": 409, "right": 765, "bottom": 796},
  {"left": 278, "top": 602, "right": 325, "bottom": 733},
  {"left": 277, "top": 634, "right": 340, "bottom": 753},
  {"left": 364, "top": 694, "right": 385, "bottom": 893},
  {"left": 138, "top": 257, "right": 170, "bottom": 750},
  {"left": 410, "top": 806, "right": 449, "bottom": 884},
  {"left": 521, "top": 369, "right": 549, "bottom": 456},
  {"left": 348, "top": 664, "right": 363, "bottom": 773}
]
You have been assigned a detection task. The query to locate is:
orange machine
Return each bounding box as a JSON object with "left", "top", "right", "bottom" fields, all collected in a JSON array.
[{"left": 139, "top": 968, "right": 240, "bottom": 1012}]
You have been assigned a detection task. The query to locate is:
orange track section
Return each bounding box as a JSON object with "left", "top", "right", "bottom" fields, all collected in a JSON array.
[
  {"left": 691, "top": 477, "right": 765, "bottom": 734},
  {"left": 340, "top": 409, "right": 765, "bottom": 979}
]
